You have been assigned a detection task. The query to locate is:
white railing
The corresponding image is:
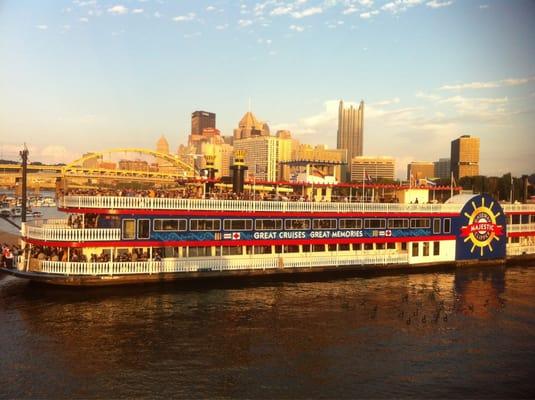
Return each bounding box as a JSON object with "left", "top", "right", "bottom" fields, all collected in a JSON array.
[
  {"left": 503, "top": 204, "right": 535, "bottom": 213},
  {"left": 61, "top": 195, "right": 463, "bottom": 214},
  {"left": 507, "top": 223, "right": 535, "bottom": 233},
  {"left": 507, "top": 245, "right": 535, "bottom": 256},
  {"left": 22, "top": 223, "right": 120, "bottom": 242},
  {"left": 36, "top": 252, "right": 409, "bottom": 276}
]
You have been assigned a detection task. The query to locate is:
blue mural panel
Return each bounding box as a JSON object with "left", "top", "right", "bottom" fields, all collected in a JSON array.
[{"left": 454, "top": 194, "right": 506, "bottom": 260}]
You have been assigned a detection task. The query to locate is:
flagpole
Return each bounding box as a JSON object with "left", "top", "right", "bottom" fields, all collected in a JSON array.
[
  {"left": 362, "top": 168, "right": 365, "bottom": 202},
  {"left": 450, "top": 171, "right": 454, "bottom": 199},
  {"left": 510, "top": 174, "right": 514, "bottom": 203}
]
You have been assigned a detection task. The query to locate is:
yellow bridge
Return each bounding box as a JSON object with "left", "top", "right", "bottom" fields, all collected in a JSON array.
[{"left": 0, "top": 148, "right": 198, "bottom": 188}]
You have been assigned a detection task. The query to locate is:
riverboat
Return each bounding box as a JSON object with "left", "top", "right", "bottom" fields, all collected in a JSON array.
[{"left": 2, "top": 185, "right": 535, "bottom": 286}]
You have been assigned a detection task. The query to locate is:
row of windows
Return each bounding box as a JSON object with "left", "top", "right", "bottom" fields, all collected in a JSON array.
[
  {"left": 123, "top": 217, "right": 452, "bottom": 237},
  {"left": 151, "top": 242, "right": 406, "bottom": 257},
  {"left": 412, "top": 241, "right": 441, "bottom": 257}
]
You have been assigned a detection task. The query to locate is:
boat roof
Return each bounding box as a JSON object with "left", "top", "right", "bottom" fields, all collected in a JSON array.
[{"left": 445, "top": 194, "right": 477, "bottom": 204}]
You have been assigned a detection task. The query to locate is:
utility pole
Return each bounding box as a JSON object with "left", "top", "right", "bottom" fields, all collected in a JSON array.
[{"left": 20, "top": 144, "right": 29, "bottom": 223}]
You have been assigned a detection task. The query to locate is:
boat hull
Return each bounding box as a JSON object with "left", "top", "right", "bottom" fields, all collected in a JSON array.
[{"left": 7, "top": 257, "right": 535, "bottom": 287}]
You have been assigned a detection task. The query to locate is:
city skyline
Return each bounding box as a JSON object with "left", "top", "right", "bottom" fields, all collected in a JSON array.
[{"left": 1, "top": 0, "right": 534, "bottom": 179}]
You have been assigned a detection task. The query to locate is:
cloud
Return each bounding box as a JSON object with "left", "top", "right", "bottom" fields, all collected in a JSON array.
[
  {"left": 373, "top": 97, "right": 400, "bottom": 106},
  {"left": 382, "top": 0, "right": 422, "bottom": 14},
  {"left": 173, "top": 12, "right": 196, "bottom": 22},
  {"left": 107, "top": 5, "right": 128, "bottom": 15},
  {"left": 426, "top": 0, "right": 453, "bottom": 8},
  {"left": 439, "top": 76, "right": 535, "bottom": 90},
  {"left": 415, "top": 91, "right": 441, "bottom": 101},
  {"left": 132, "top": 8, "right": 144, "bottom": 14},
  {"left": 289, "top": 24, "right": 305, "bottom": 32},
  {"left": 271, "top": 6, "right": 293, "bottom": 16},
  {"left": 360, "top": 9, "right": 379, "bottom": 18},
  {"left": 79, "top": 17, "right": 89, "bottom": 22},
  {"left": 479, "top": 4, "right": 489, "bottom": 9},
  {"left": 206, "top": 6, "right": 216, "bottom": 12},
  {"left": 35, "top": 25, "right": 48, "bottom": 30},
  {"left": 292, "top": 6, "right": 322, "bottom": 18},
  {"left": 215, "top": 24, "right": 229, "bottom": 30},
  {"left": 238, "top": 19, "right": 253, "bottom": 27},
  {"left": 359, "top": 0, "right": 374, "bottom": 6},
  {"left": 342, "top": 7, "right": 358, "bottom": 14}
]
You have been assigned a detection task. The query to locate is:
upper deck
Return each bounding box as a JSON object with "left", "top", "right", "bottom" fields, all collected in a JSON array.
[{"left": 60, "top": 195, "right": 535, "bottom": 215}]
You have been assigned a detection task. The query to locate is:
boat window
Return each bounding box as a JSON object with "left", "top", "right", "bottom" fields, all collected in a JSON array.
[
  {"left": 388, "top": 218, "right": 409, "bottom": 229},
  {"left": 255, "top": 219, "right": 282, "bottom": 230},
  {"left": 328, "top": 244, "right": 337, "bottom": 251},
  {"left": 364, "top": 219, "right": 386, "bottom": 229},
  {"left": 412, "top": 243, "right": 419, "bottom": 257},
  {"left": 190, "top": 219, "right": 221, "bottom": 231},
  {"left": 443, "top": 218, "right": 451, "bottom": 233},
  {"left": 376, "top": 243, "right": 385, "bottom": 250},
  {"left": 223, "top": 219, "right": 253, "bottom": 231},
  {"left": 339, "top": 219, "right": 362, "bottom": 229},
  {"left": 122, "top": 219, "right": 135, "bottom": 240},
  {"left": 512, "top": 215, "right": 521, "bottom": 224},
  {"left": 188, "top": 246, "right": 212, "bottom": 257},
  {"left": 364, "top": 243, "right": 374, "bottom": 250},
  {"left": 433, "top": 218, "right": 441, "bottom": 234},
  {"left": 102, "top": 215, "right": 121, "bottom": 228},
  {"left": 312, "top": 244, "right": 325, "bottom": 252},
  {"left": 302, "top": 244, "right": 311, "bottom": 252},
  {"left": 312, "top": 219, "right": 337, "bottom": 230},
  {"left": 283, "top": 245, "right": 300, "bottom": 253},
  {"left": 137, "top": 219, "right": 150, "bottom": 239},
  {"left": 433, "top": 241, "right": 440, "bottom": 256},
  {"left": 253, "top": 245, "right": 272, "bottom": 254},
  {"left": 153, "top": 219, "right": 187, "bottom": 232},
  {"left": 285, "top": 219, "right": 311, "bottom": 230},
  {"left": 353, "top": 243, "right": 362, "bottom": 251},
  {"left": 339, "top": 243, "right": 350, "bottom": 251},
  {"left": 387, "top": 242, "right": 396, "bottom": 250},
  {"left": 423, "top": 242, "right": 430, "bottom": 256},
  {"left": 222, "top": 246, "right": 243, "bottom": 256},
  {"left": 410, "top": 218, "right": 431, "bottom": 229}
]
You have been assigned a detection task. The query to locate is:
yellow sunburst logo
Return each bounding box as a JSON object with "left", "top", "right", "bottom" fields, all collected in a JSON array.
[{"left": 460, "top": 197, "right": 504, "bottom": 256}]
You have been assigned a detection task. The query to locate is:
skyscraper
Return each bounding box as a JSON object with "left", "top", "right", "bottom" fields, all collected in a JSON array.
[
  {"left": 434, "top": 158, "right": 451, "bottom": 180},
  {"left": 337, "top": 100, "right": 364, "bottom": 161},
  {"left": 191, "top": 111, "right": 216, "bottom": 136},
  {"left": 407, "top": 161, "right": 435, "bottom": 181},
  {"left": 351, "top": 156, "right": 395, "bottom": 183},
  {"left": 233, "top": 111, "right": 269, "bottom": 140},
  {"left": 450, "top": 135, "right": 480, "bottom": 180}
]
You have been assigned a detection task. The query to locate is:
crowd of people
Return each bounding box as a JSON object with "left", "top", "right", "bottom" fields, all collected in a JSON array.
[
  {"left": 1, "top": 243, "right": 20, "bottom": 269},
  {"left": 26, "top": 245, "right": 163, "bottom": 264},
  {"left": 60, "top": 187, "right": 402, "bottom": 203}
]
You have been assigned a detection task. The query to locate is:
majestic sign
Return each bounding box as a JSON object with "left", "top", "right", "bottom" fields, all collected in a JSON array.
[{"left": 455, "top": 194, "right": 506, "bottom": 260}]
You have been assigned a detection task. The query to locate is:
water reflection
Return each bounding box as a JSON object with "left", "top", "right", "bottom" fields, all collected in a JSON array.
[
  {"left": 1, "top": 266, "right": 534, "bottom": 399},
  {"left": 454, "top": 266, "right": 506, "bottom": 319}
]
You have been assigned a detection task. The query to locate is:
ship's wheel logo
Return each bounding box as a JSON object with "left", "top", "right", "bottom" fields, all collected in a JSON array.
[{"left": 460, "top": 197, "right": 504, "bottom": 256}]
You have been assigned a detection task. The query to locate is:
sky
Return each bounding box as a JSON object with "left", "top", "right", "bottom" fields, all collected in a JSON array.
[{"left": 0, "top": 0, "right": 534, "bottom": 179}]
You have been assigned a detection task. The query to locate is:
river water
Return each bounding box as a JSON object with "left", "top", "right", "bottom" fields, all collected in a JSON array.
[{"left": 1, "top": 265, "right": 535, "bottom": 399}]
